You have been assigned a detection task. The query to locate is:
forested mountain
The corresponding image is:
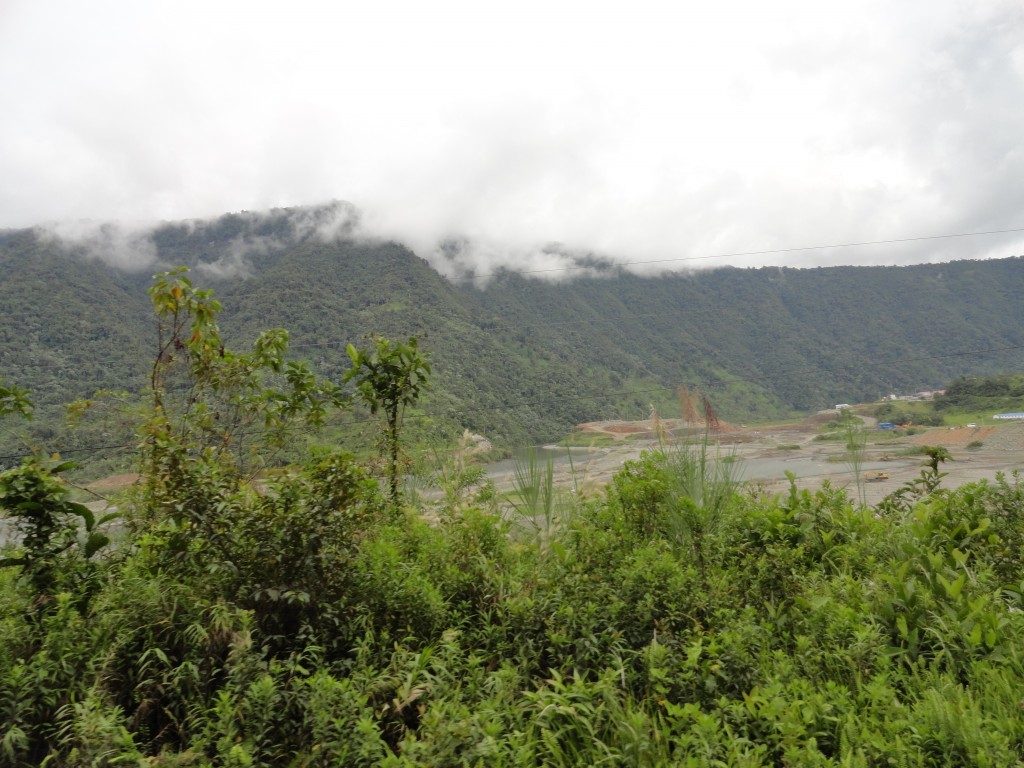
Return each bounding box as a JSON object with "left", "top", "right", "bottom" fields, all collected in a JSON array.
[{"left": 3, "top": 205, "right": 1024, "bottom": 460}]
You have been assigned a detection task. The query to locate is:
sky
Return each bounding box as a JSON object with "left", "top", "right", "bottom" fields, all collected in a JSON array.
[{"left": 1, "top": 0, "right": 1023, "bottom": 276}]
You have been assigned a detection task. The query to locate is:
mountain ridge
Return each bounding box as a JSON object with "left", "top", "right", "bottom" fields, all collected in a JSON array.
[{"left": 3, "top": 207, "right": 1024, "bottom": 462}]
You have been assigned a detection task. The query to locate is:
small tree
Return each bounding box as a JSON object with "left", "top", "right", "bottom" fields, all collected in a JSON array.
[
  {"left": 0, "top": 459, "right": 116, "bottom": 604},
  {"left": 345, "top": 337, "right": 431, "bottom": 508},
  {"left": 144, "top": 267, "right": 347, "bottom": 496},
  {"left": 877, "top": 445, "right": 952, "bottom": 515},
  {"left": 845, "top": 423, "right": 867, "bottom": 507},
  {"left": 0, "top": 386, "right": 115, "bottom": 607}
]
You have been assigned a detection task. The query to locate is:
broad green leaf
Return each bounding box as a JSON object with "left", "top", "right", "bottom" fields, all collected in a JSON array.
[
  {"left": 84, "top": 532, "right": 110, "bottom": 559},
  {"left": 969, "top": 623, "right": 983, "bottom": 646},
  {"left": 69, "top": 503, "right": 95, "bottom": 530}
]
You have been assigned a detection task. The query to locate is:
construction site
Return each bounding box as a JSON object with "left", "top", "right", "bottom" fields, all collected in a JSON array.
[{"left": 485, "top": 386, "right": 1024, "bottom": 506}]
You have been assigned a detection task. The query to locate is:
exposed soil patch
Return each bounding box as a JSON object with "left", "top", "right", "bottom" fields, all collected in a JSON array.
[
  {"left": 86, "top": 473, "right": 139, "bottom": 492},
  {"left": 577, "top": 418, "right": 741, "bottom": 438},
  {"left": 911, "top": 426, "right": 995, "bottom": 447},
  {"left": 602, "top": 424, "right": 649, "bottom": 434},
  {"left": 911, "top": 423, "right": 1024, "bottom": 451}
]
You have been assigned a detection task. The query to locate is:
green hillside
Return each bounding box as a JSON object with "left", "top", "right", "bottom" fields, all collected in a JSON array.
[{"left": 3, "top": 206, "right": 1024, "bottom": 467}]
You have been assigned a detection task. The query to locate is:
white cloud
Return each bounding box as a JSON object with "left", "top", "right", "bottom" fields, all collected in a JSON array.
[
  {"left": 1, "top": 0, "right": 1022, "bottom": 275},
  {"left": 35, "top": 220, "right": 158, "bottom": 271}
]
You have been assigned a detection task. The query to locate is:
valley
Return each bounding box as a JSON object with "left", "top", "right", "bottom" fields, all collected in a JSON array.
[{"left": 5, "top": 210, "right": 1024, "bottom": 468}]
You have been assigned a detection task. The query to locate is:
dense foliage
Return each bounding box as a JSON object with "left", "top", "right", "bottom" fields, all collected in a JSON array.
[
  {"left": 4, "top": 272, "right": 1024, "bottom": 765},
  {"left": 936, "top": 373, "right": 1024, "bottom": 414}
]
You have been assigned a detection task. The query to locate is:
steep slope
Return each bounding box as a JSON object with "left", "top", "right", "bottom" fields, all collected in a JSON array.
[
  {"left": 461, "top": 257, "right": 1024, "bottom": 415},
  {"left": 0, "top": 231, "right": 153, "bottom": 435}
]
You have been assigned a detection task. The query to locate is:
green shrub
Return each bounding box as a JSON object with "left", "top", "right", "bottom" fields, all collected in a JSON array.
[{"left": 9, "top": 271, "right": 1024, "bottom": 765}]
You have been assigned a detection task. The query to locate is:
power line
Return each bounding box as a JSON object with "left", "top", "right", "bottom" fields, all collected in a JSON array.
[{"left": 470, "top": 225, "right": 1024, "bottom": 278}]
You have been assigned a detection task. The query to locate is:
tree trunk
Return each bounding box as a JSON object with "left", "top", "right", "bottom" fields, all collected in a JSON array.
[{"left": 387, "top": 407, "right": 400, "bottom": 509}]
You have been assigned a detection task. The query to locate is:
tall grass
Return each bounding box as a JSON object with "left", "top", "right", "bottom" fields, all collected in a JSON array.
[
  {"left": 660, "top": 434, "right": 742, "bottom": 579},
  {"left": 845, "top": 423, "right": 867, "bottom": 507},
  {"left": 508, "top": 448, "right": 565, "bottom": 546}
]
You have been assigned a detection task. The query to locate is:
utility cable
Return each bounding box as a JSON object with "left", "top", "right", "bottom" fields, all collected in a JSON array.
[{"left": 470, "top": 226, "right": 1024, "bottom": 278}]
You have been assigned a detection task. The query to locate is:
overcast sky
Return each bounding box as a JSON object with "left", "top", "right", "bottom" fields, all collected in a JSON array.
[{"left": 1, "top": 0, "right": 1023, "bottom": 274}]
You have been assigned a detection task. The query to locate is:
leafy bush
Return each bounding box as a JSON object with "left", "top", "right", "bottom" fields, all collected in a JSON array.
[{"left": 7, "top": 272, "right": 1024, "bottom": 765}]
